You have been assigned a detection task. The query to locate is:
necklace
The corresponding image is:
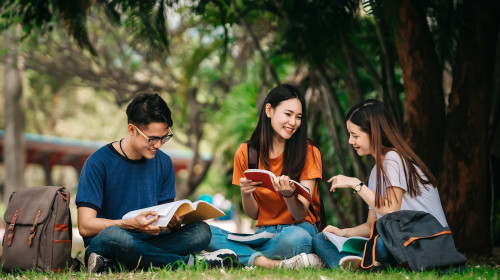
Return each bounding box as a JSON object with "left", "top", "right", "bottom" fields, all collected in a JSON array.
[{"left": 119, "top": 138, "right": 129, "bottom": 159}]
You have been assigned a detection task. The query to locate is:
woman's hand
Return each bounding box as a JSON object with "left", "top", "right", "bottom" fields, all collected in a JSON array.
[
  {"left": 328, "top": 175, "right": 362, "bottom": 192},
  {"left": 272, "top": 175, "right": 296, "bottom": 197},
  {"left": 322, "top": 225, "right": 346, "bottom": 238},
  {"left": 239, "top": 177, "right": 260, "bottom": 195}
]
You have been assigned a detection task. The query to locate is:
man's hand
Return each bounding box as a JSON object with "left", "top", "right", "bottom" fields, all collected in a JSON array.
[
  {"left": 167, "top": 214, "right": 183, "bottom": 230},
  {"left": 131, "top": 210, "right": 161, "bottom": 235}
]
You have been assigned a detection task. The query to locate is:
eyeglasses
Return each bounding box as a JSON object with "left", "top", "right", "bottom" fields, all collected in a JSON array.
[{"left": 132, "top": 124, "right": 173, "bottom": 146}]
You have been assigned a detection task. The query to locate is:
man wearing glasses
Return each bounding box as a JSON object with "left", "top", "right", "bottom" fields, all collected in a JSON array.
[{"left": 76, "top": 93, "right": 236, "bottom": 273}]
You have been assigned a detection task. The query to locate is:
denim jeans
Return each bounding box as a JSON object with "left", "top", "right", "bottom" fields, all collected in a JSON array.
[
  {"left": 85, "top": 222, "right": 211, "bottom": 270},
  {"left": 207, "top": 222, "right": 317, "bottom": 266},
  {"left": 312, "top": 232, "right": 390, "bottom": 268}
]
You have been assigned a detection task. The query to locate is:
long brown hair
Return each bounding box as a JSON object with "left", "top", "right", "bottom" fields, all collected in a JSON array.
[
  {"left": 346, "top": 99, "right": 438, "bottom": 207},
  {"left": 247, "top": 84, "right": 308, "bottom": 181}
]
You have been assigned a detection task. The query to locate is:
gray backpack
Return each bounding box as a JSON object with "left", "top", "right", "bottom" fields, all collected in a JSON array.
[{"left": 1, "top": 186, "right": 73, "bottom": 272}]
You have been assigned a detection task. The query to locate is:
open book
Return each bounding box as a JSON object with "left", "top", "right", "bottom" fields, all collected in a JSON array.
[
  {"left": 243, "top": 169, "right": 313, "bottom": 203},
  {"left": 227, "top": 231, "right": 276, "bottom": 247},
  {"left": 323, "top": 231, "right": 368, "bottom": 254},
  {"left": 122, "top": 199, "right": 225, "bottom": 227}
]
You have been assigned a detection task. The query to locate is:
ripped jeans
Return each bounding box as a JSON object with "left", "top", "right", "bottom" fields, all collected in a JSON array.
[{"left": 207, "top": 222, "right": 317, "bottom": 266}]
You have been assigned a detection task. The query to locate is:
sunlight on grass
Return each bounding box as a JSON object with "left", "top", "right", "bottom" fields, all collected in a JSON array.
[{"left": 0, "top": 265, "right": 497, "bottom": 280}]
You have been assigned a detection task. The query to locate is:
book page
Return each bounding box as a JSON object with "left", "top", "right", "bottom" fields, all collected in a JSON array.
[
  {"left": 121, "top": 199, "right": 224, "bottom": 227},
  {"left": 243, "top": 169, "right": 280, "bottom": 196},
  {"left": 227, "top": 231, "right": 276, "bottom": 246},
  {"left": 122, "top": 200, "right": 186, "bottom": 227},
  {"left": 290, "top": 180, "right": 313, "bottom": 204},
  {"left": 181, "top": 201, "right": 225, "bottom": 224},
  {"left": 324, "top": 231, "right": 368, "bottom": 254},
  {"left": 323, "top": 231, "right": 345, "bottom": 251},
  {"left": 227, "top": 231, "right": 276, "bottom": 241}
]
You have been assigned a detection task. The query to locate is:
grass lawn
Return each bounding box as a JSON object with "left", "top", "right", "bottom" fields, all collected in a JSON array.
[{"left": 0, "top": 263, "right": 497, "bottom": 279}]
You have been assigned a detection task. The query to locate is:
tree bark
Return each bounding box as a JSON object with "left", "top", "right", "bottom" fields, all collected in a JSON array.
[
  {"left": 3, "top": 27, "right": 26, "bottom": 204},
  {"left": 440, "top": 0, "right": 499, "bottom": 254},
  {"left": 391, "top": 0, "right": 446, "bottom": 177}
]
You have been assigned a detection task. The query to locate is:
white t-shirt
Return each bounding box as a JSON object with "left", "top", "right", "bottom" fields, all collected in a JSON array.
[{"left": 368, "top": 150, "right": 448, "bottom": 227}]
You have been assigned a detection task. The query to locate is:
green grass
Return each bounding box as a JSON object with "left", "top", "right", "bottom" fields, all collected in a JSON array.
[{"left": 0, "top": 264, "right": 497, "bottom": 280}]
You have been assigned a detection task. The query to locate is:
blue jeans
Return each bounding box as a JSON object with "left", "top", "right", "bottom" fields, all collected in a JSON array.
[
  {"left": 85, "top": 222, "right": 211, "bottom": 270},
  {"left": 207, "top": 222, "right": 317, "bottom": 266},
  {"left": 312, "top": 232, "right": 390, "bottom": 268}
]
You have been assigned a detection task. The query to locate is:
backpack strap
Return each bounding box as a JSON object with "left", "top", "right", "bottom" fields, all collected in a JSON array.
[
  {"left": 28, "top": 209, "right": 42, "bottom": 246},
  {"left": 7, "top": 208, "right": 20, "bottom": 247},
  {"left": 361, "top": 220, "right": 379, "bottom": 269},
  {"left": 403, "top": 230, "right": 453, "bottom": 247},
  {"left": 316, "top": 187, "right": 326, "bottom": 231}
]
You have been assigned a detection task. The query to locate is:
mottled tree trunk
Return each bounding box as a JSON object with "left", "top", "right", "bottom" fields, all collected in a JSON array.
[
  {"left": 3, "top": 27, "right": 26, "bottom": 205},
  {"left": 439, "top": 0, "right": 499, "bottom": 254},
  {"left": 176, "top": 88, "right": 213, "bottom": 199},
  {"left": 391, "top": 0, "right": 446, "bottom": 177}
]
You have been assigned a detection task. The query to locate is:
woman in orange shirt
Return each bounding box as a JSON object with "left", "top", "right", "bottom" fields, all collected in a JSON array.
[{"left": 207, "top": 84, "right": 324, "bottom": 268}]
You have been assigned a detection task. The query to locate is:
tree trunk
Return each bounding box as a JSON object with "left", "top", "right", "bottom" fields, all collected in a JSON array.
[
  {"left": 373, "top": 13, "right": 403, "bottom": 130},
  {"left": 339, "top": 31, "right": 363, "bottom": 107},
  {"left": 318, "top": 86, "right": 347, "bottom": 174},
  {"left": 176, "top": 88, "right": 213, "bottom": 199},
  {"left": 233, "top": 0, "right": 280, "bottom": 86},
  {"left": 3, "top": 27, "right": 26, "bottom": 205},
  {"left": 317, "top": 65, "right": 367, "bottom": 178},
  {"left": 440, "top": 0, "right": 499, "bottom": 254},
  {"left": 391, "top": 0, "right": 446, "bottom": 177}
]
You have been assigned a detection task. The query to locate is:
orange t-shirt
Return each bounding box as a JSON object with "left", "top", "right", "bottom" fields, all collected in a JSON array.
[{"left": 232, "top": 143, "right": 322, "bottom": 227}]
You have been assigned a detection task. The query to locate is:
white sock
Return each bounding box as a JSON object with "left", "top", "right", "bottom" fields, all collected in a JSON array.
[{"left": 187, "top": 254, "right": 195, "bottom": 266}]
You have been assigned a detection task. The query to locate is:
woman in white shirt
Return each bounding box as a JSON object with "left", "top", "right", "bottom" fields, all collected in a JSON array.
[{"left": 313, "top": 99, "right": 447, "bottom": 269}]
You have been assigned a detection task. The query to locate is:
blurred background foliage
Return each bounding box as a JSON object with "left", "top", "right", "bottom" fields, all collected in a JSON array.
[{"left": 0, "top": 0, "right": 499, "bottom": 256}]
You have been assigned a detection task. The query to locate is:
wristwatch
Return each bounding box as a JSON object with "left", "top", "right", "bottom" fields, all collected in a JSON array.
[{"left": 353, "top": 182, "right": 364, "bottom": 193}]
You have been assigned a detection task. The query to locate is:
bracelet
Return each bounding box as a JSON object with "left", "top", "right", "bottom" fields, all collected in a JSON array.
[
  {"left": 353, "top": 182, "right": 364, "bottom": 193},
  {"left": 282, "top": 191, "right": 295, "bottom": 198}
]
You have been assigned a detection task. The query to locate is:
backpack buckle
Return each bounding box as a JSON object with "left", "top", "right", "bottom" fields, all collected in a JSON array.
[
  {"left": 7, "top": 208, "right": 20, "bottom": 247},
  {"left": 28, "top": 209, "right": 42, "bottom": 246}
]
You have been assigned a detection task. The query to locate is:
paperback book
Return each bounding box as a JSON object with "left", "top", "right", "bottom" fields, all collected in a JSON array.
[
  {"left": 122, "top": 199, "right": 225, "bottom": 227},
  {"left": 323, "top": 231, "right": 368, "bottom": 254},
  {"left": 243, "top": 169, "right": 313, "bottom": 203}
]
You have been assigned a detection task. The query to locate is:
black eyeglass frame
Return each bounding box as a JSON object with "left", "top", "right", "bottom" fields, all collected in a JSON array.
[{"left": 132, "top": 124, "right": 173, "bottom": 146}]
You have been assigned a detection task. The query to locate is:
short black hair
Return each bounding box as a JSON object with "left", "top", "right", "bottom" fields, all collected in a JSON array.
[{"left": 126, "top": 92, "right": 173, "bottom": 127}]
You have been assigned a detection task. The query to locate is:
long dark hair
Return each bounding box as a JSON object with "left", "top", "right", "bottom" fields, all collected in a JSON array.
[
  {"left": 247, "top": 84, "right": 308, "bottom": 181},
  {"left": 346, "top": 99, "right": 438, "bottom": 207}
]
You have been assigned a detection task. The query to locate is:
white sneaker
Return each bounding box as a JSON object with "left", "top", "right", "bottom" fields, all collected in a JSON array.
[
  {"left": 339, "top": 256, "right": 362, "bottom": 271},
  {"left": 279, "top": 253, "right": 308, "bottom": 269},
  {"left": 279, "top": 253, "right": 325, "bottom": 269},
  {"left": 306, "top": 253, "right": 327, "bottom": 268}
]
